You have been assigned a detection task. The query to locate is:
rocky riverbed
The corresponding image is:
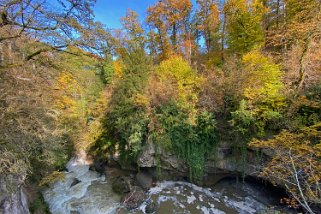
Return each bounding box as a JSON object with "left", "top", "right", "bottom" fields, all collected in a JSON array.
[{"left": 42, "top": 152, "right": 293, "bottom": 214}]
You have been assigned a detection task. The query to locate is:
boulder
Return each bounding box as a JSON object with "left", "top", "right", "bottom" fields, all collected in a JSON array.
[
  {"left": 137, "top": 143, "right": 156, "bottom": 168},
  {"left": 136, "top": 171, "right": 153, "bottom": 190},
  {"left": 121, "top": 186, "right": 145, "bottom": 209},
  {"left": 111, "top": 176, "right": 133, "bottom": 194},
  {"left": 70, "top": 178, "right": 81, "bottom": 188},
  {"left": 0, "top": 186, "right": 29, "bottom": 214}
]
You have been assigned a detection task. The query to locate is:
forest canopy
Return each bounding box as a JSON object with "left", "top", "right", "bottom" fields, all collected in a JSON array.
[{"left": 1, "top": 0, "right": 321, "bottom": 213}]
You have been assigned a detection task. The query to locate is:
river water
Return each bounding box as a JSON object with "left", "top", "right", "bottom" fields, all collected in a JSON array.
[{"left": 43, "top": 155, "right": 290, "bottom": 214}]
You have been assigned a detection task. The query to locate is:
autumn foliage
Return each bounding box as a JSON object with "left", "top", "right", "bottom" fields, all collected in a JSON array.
[{"left": 1, "top": 0, "right": 321, "bottom": 213}]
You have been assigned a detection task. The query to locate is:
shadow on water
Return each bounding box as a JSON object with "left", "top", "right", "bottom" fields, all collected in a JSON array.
[
  {"left": 131, "top": 176, "right": 299, "bottom": 214},
  {"left": 212, "top": 175, "right": 299, "bottom": 213}
]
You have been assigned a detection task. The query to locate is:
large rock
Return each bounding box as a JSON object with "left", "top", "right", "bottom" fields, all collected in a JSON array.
[
  {"left": 136, "top": 141, "right": 270, "bottom": 184},
  {"left": 111, "top": 176, "right": 133, "bottom": 194},
  {"left": 0, "top": 186, "right": 30, "bottom": 214},
  {"left": 159, "top": 150, "right": 187, "bottom": 173},
  {"left": 205, "top": 145, "right": 267, "bottom": 176},
  {"left": 121, "top": 186, "right": 145, "bottom": 209},
  {"left": 0, "top": 175, "right": 30, "bottom": 214},
  {"left": 137, "top": 143, "right": 187, "bottom": 172},
  {"left": 137, "top": 143, "right": 156, "bottom": 167},
  {"left": 70, "top": 178, "right": 81, "bottom": 188},
  {"left": 136, "top": 171, "right": 153, "bottom": 190},
  {"left": 137, "top": 142, "right": 188, "bottom": 181}
]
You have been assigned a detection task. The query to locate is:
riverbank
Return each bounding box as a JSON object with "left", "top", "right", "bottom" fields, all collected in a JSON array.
[{"left": 41, "top": 151, "right": 297, "bottom": 214}]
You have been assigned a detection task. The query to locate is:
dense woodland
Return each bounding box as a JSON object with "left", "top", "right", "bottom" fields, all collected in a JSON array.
[{"left": 0, "top": 0, "right": 321, "bottom": 213}]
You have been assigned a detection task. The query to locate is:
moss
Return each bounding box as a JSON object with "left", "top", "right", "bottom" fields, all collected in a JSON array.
[
  {"left": 29, "top": 191, "right": 50, "bottom": 214},
  {"left": 38, "top": 171, "right": 65, "bottom": 187}
]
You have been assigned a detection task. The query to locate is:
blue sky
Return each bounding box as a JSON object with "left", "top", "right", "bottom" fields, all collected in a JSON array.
[
  {"left": 93, "top": 0, "right": 198, "bottom": 29},
  {"left": 93, "top": 0, "right": 158, "bottom": 29}
]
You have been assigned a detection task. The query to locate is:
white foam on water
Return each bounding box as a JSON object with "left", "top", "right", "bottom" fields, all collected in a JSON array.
[
  {"left": 223, "top": 196, "right": 266, "bottom": 214},
  {"left": 43, "top": 155, "right": 120, "bottom": 214},
  {"left": 143, "top": 180, "right": 272, "bottom": 214},
  {"left": 200, "top": 206, "right": 226, "bottom": 214},
  {"left": 43, "top": 153, "right": 281, "bottom": 214},
  {"left": 187, "top": 195, "right": 197, "bottom": 204}
]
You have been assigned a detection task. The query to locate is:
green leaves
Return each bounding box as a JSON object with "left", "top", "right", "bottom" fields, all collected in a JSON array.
[
  {"left": 100, "top": 49, "right": 151, "bottom": 159},
  {"left": 225, "top": 0, "right": 267, "bottom": 53},
  {"left": 231, "top": 50, "right": 284, "bottom": 137},
  {"left": 231, "top": 100, "right": 256, "bottom": 136},
  {"left": 154, "top": 102, "right": 217, "bottom": 181}
]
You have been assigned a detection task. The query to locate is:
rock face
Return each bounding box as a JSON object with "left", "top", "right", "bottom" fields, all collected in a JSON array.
[
  {"left": 137, "top": 143, "right": 187, "bottom": 172},
  {"left": 137, "top": 143, "right": 156, "bottom": 168},
  {"left": 0, "top": 186, "right": 30, "bottom": 214},
  {"left": 70, "top": 178, "right": 81, "bottom": 188},
  {"left": 205, "top": 146, "right": 263, "bottom": 175},
  {"left": 111, "top": 176, "right": 133, "bottom": 194},
  {"left": 136, "top": 171, "right": 153, "bottom": 190},
  {"left": 136, "top": 142, "right": 267, "bottom": 185}
]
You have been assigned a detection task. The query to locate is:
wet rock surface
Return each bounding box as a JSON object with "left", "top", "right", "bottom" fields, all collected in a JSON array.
[
  {"left": 136, "top": 171, "right": 153, "bottom": 190},
  {"left": 137, "top": 143, "right": 156, "bottom": 168},
  {"left": 135, "top": 142, "right": 268, "bottom": 185},
  {"left": 129, "top": 180, "right": 290, "bottom": 214},
  {"left": 0, "top": 186, "right": 29, "bottom": 214},
  {"left": 43, "top": 155, "right": 120, "bottom": 214},
  {"left": 121, "top": 186, "right": 146, "bottom": 209},
  {"left": 0, "top": 175, "right": 29, "bottom": 214},
  {"left": 145, "top": 200, "right": 158, "bottom": 213},
  {"left": 43, "top": 152, "right": 294, "bottom": 214},
  {"left": 70, "top": 178, "right": 81, "bottom": 188},
  {"left": 112, "top": 176, "right": 133, "bottom": 194}
]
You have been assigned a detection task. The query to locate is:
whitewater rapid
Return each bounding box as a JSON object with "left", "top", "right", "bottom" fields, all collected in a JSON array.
[
  {"left": 43, "top": 153, "right": 286, "bottom": 214},
  {"left": 42, "top": 154, "right": 120, "bottom": 214}
]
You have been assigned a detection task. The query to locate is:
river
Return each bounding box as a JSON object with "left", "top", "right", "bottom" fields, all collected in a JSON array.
[{"left": 43, "top": 154, "right": 292, "bottom": 214}]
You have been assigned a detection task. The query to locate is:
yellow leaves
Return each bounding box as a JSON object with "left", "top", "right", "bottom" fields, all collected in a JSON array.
[
  {"left": 224, "top": 0, "right": 247, "bottom": 14},
  {"left": 134, "top": 94, "right": 149, "bottom": 107},
  {"left": 152, "top": 56, "right": 201, "bottom": 123},
  {"left": 114, "top": 60, "right": 123, "bottom": 78},
  {"left": 250, "top": 123, "right": 321, "bottom": 205},
  {"left": 281, "top": 198, "right": 299, "bottom": 208},
  {"left": 313, "top": 144, "right": 321, "bottom": 156},
  {"left": 225, "top": 0, "right": 267, "bottom": 53},
  {"left": 208, "top": 3, "right": 220, "bottom": 28},
  {"left": 38, "top": 171, "right": 64, "bottom": 187},
  {"left": 242, "top": 50, "right": 284, "bottom": 111},
  {"left": 197, "top": 0, "right": 220, "bottom": 29},
  {"left": 54, "top": 72, "right": 82, "bottom": 114},
  {"left": 156, "top": 56, "right": 201, "bottom": 107},
  {"left": 157, "top": 56, "right": 199, "bottom": 85},
  {"left": 56, "top": 72, "right": 82, "bottom": 94},
  {"left": 146, "top": 0, "right": 192, "bottom": 59}
]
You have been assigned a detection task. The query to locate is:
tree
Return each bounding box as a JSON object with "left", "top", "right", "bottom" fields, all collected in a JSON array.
[
  {"left": 251, "top": 124, "right": 321, "bottom": 213},
  {"left": 100, "top": 48, "right": 152, "bottom": 160},
  {"left": 195, "top": 0, "right": 220, "bottom": 54},
  {"left": 224, "top": 0, "right": 267, "bottom": 54},
  {"left": 231, "top": 50, "right": 284, "bottom": 136},
  {"left": 154, "top": 56, "right": 201, "bottom": 112},
  {"left": 0, "top": 0, "right": 109, "bottom": 68},
  {"left": 149, "top": 57, "right": 216, "bottom": 181},
  {"left": 283, "top": 0, "right": 321, "bottom": 90},
  {"left": 146, "top": 1, "right": 172, "bottom": 60},
  {"left": 146, "top": 0, "right": 192, "bottom": 60},
  {"left": 120, "top": 9, "right": 145, "bottom": 49}
]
